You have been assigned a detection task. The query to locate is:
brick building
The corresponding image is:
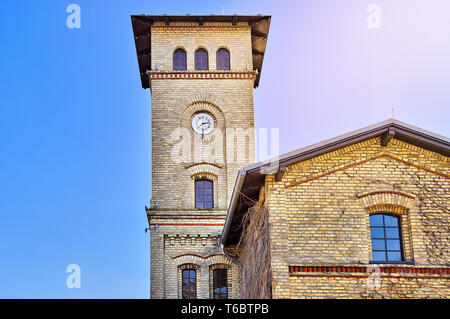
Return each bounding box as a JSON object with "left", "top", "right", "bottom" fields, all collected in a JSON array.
[
  {"left": 132, "top": 14, "right": 449, "bottom": 299},
  {"left": 131, "top": 14, "right": 271, "bottom": 299},
  {"left": 222, "top": 119, "right": 450, "bottom": 298}
]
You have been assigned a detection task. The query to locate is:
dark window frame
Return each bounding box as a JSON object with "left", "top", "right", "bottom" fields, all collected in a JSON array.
[
  {"left": 173, "top": 48, "right": 187, "bottom": 71},
  {"left": 181, "top": 269, "right": 197, "bottom": 299},
  {"left": 195, "top": 179, "right": 214, "bottom": 209},
  {"left": 213, "top": 268, "right": 228, "bottom": 299},
  {"left": 195, "top": 48, "right": 209, "bottom": 70},
  {"left": 216, "top": 48, "right": 230, "bottom": 70},
  {"left": 369, "top": 213, "right": 405, "bottom": 262}
]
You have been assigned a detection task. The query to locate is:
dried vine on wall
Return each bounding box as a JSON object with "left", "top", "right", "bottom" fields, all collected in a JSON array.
[{"left": 237, "top": 190, "right": 272, "bottom": 298}]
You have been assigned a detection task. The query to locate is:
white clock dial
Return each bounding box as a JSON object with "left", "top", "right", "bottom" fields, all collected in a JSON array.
[{"left": 192, "top": 113, "right": 214, "bottom": 135}]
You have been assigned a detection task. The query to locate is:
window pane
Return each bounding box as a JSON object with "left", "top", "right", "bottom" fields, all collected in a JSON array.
[
  {"left": 205, "top": 202, "right": 213, "bottom": 209},
  {"left": 387, "top": 252, "right": 402, "bottom": 261},
  {"left": 195, "top": 179, "right": 213, "bottom": 209},
  {"left": 387, "top": 239, "right": 401, "bottom": 251},
  {"left": 370, "top": 214, "right": 383, "bottom": 226},
  {"left": 182, "top": 270, "right": 196, "bottom": 299},
  {"left": 213, "top": 269, "right": 228, "bottom": 299},
  {"left": 173, "top": 49, "right": 187, "bottom": 71},
  {"left": 195, "top": 49, "right": 209, "bottom": 70},
  {"left": 371, "top": 239, "right": 386, "bottom": 250},
  {"left": 195, "top": 201, "right": 204, "bottom": 209},
  {"left": 369, "top": 213, "right": 404, "bottom": 263},
  {"left": 385, "top": 228, "right": 399, "bottom": 239},
  {"left": 384, "top": 215, "right": 399, "bottom": 227},
  {"left": 370, "top": 227, "right": 385, "bottom": 239},
  {"left": 372, "top": 251, "right": 387, "bottom": 261},
  {"left": 217, "top": 49, "right": 230, "bottom": 70}
]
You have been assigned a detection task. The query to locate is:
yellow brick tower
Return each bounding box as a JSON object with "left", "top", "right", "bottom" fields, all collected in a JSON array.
[{"left": 131, "top": 15, "right": 271, "bottom": 299}]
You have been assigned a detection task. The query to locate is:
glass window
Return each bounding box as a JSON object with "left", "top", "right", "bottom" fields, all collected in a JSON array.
[
  {"left": 195, "top": 179, "right": 213, "bottom": 209},
  {"left": 195, "top": 49, "right": 209, "bottom": 70},
  {"left": 216, "top": 48, "right": 230, "bottom": 70},
  {"left": 213, "top": 269, "right": 228, "bottom": 299},
  {"left": 370, "top": 214, "right": 404, "bottom": 262},
  {"left": 173, "top": 49, "right": 187, "bottom": 71},
  {"left": 182, "top": 269, "right": 197, "bottom": 299}
]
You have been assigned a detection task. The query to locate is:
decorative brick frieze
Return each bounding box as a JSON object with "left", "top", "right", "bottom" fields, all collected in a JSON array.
[{"left": 289, "top": 265, "right": 450, "bottom": 279}]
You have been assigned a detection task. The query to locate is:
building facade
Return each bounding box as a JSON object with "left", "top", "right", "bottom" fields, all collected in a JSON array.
[
  {"left": 132, "top": 14, "right": 449, "bottom": 299},
  {"left": 131, "top": 15, "right": 271, "bottom": 299},
  {"left": 223, "top": 120, "right": 450, "bottom": 298}
]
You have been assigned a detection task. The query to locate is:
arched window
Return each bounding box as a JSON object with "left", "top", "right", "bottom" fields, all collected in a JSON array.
[
  {"left": 370, "top": 214, "right": 404, "bottom": 262},
  {"left": 216, "top": 48, "right": 230, "bottom": 70},
  {"left": 213, "top": 268, "right": 228, "bottom": 299},
  {"left": 195, "top": 48, "right": 209, "bottom": 70},
  {"left": 195, "top": 179, "right": 213, "bottom": 209},
  {"left": 173, "top": 49, "right": 187, "bottom": 71},
  {"left": 182, "top": 269, "right": 197, "bottom": 299}
]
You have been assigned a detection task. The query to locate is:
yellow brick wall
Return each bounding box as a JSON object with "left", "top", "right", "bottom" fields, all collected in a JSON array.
[
  {"left": 266, "top": 137, "right": 449, "bottom": 298},
  {"left": 148, "top": 23, "right": 255, "bottom": 299},
  {"left": 151, "top": 24, "right": 253, "bottom": 72}
]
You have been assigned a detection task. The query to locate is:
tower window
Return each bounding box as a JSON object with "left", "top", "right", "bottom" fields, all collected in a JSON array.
[
  {"left": 173, "top": 49, "right": 187, "bottom": 71},
  {"left": 213, "top": 269, "right": 228, "bottom": 299},
  {"left": 195, "top": 179, "right": 213, "bottom": 209},
  {"left": 195, "top": 48, "right": 209, "bottom": 70},
  {"left": 182, "top": 269, "right": 197, "bottom": 299},
  {"left": 216, "top": 48, "right": 230, "bottom": 70},
  {"left": 370, "top": 214, "right": 404, "bottom": 262}
]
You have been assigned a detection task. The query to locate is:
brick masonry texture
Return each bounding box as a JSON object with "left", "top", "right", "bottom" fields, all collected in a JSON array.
[
  {"left": 147, "top": 22, "right": 254, "bottom": 298},
  {"left": 143, "top": 18, "right": 449, "bottom": 299},
  {"left": 263, "top": 137, "right": 449, "bottom": 298}
]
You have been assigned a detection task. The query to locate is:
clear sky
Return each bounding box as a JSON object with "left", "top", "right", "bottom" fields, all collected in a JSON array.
[{"left": 0, "top": 0, "right": 448, "bottom": 298}]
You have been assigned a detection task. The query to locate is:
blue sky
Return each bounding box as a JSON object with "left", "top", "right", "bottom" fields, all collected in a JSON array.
[{"left": 0, "top": 0, "right": 449, "bottom": 298}]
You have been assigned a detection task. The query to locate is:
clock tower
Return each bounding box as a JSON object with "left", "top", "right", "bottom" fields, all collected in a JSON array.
[{"left": 131, "top": 14, "right": 271, "bottom": 299}]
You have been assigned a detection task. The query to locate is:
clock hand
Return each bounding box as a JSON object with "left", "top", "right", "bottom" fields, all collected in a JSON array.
[{"left": 197, "top": 122, "right": 209, "bottom": 129}]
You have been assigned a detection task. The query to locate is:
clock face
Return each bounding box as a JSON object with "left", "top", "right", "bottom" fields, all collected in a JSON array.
[{"left": 192, "top": 113, "right": 214, "bottom": 135}]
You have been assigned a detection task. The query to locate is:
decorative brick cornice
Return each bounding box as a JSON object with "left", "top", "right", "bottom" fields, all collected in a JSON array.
[
  {"left": 289, "top": 265, "right": 450, "bottom": 279},
  {"left": 148, "top": 71, "right": 255, "bottom": 81},
  {"left": 165, "top": 235, "right": 220, "bottom": 247}
]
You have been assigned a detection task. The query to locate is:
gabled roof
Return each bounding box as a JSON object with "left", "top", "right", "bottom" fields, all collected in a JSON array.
[
  {"left": 130, "top": 14, "right": 271, "bottom": 89},
  {"left": 221, "top": 119, "right": 450, "bottom": 246}
]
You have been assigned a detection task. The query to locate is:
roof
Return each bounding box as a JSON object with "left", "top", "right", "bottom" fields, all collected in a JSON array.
[
  {"left": 221, "top": 119, "right": 450, "bottom": 246},
  {"left": 130, "top": 14, "right": 271, "bottom": 89}
]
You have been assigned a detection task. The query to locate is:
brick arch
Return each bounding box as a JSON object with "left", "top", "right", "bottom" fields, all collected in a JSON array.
[
  {"left": 357, "top": 188, "right": 417, "bottom": 213},
  {"left": 185, "top": 163, "right": 222, "bottom": 180},
  {"left": 205, "top": 254, "right": 234, "bottom": 267},
  {"left": 173, "top": 254, "right": 206, "bottom": 267},
  {"left": 180, "top": 93, "right": 231, "bottom": 120},
  {"left": 179, "top": 97, "right": 228, "bottom": 158}
]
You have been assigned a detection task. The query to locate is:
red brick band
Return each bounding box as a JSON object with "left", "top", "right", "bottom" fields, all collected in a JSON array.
[
  {"left": 150, "top": 223, "right": 224, "bottom": 226},
  {"left": 149, "top": 72, "right": 255, "bottom": 80},
  {"left": 286, "top": 153, "right": 449, "bottom": 188},
  {"left": 289, "top": 265, "right": 450, "bottom": 276},
  {"left": 356, "top": 190, "right": 416, "bottom": 200}
]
